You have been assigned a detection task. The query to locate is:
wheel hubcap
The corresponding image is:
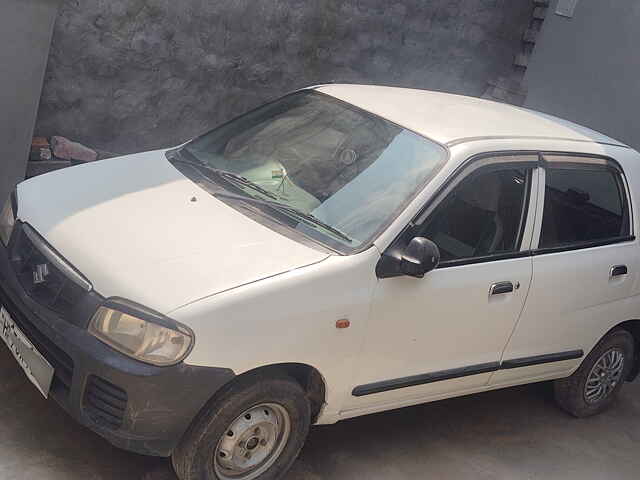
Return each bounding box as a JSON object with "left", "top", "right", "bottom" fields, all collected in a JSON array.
[
  {"left": 214, "top": 403, "right": 291, "bottom": 480},
  {"left": 584, "top": 348, "right": 625, "bottom": 404}
]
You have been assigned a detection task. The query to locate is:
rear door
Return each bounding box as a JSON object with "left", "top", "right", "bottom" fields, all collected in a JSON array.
[{"left": 491, "top": 153, "right": 638, "bottom": 386}]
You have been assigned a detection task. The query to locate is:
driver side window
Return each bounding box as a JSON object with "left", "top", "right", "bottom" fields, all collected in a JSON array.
[{"left": 419, "top": 166, "right": 532, "bottom": 262}]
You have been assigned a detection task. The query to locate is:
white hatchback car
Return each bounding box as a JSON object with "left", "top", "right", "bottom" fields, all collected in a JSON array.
[{"left": 1, "top": 85, "right": 639, "bottom": 480}]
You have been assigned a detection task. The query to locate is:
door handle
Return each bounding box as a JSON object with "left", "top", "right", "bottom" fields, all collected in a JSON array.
[
  {"left": 489, "top": 281, "right": 514, "bottom": 296},
  {"left": 610, "top": 265, "right": 628, "bottom": 277}
]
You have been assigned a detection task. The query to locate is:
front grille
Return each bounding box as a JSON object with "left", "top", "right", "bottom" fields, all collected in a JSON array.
[
  {"left": 10, "top": 224, "right": 86, "bottom": 317},
  {"left": 84, "top": 375, "right": 128, "bottom": 429},
  {"left": 0, "top": 287, "right": 74, "bottom": 398}
]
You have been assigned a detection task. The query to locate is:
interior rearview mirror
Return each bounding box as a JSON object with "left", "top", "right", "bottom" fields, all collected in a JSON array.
[{"left": 400, "top": 237, "right": 440, "bottom": 278}]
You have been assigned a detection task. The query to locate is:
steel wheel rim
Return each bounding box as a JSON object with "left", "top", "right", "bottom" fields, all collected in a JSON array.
[
  {"left": 213, "top": 403, "right": 291, "bottom": 480},
  {"left": 584, "top": 348, "right": 625, "bottom": 404}
]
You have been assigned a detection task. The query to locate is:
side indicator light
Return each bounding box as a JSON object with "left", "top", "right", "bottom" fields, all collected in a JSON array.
[{"left": 336, "top": 319, "right": 350, "bottom": 329}]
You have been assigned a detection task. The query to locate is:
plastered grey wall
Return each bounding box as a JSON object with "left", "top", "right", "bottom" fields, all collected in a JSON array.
[
  {"left": 0, "top": 0, "right": 60, "bottom": 202},
  {"left": 35, "top": 0, "right": 532, "bottom": 155},
  {"left": 525, "top": 0, "right": 640, "bottom": 148}
]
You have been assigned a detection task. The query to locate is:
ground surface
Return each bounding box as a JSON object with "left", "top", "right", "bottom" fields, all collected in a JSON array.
[{"left": 1, "top": 344, "right": 639, "bottom": 480}]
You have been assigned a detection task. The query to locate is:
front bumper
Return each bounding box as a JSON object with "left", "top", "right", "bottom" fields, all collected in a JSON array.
[{"left": 0, "top": 242, "right": 234, "bottom": 456}]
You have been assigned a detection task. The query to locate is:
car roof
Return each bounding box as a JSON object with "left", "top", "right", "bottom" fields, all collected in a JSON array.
[{"left": 314, "top": 84, "right": 627, "bottom": 148}]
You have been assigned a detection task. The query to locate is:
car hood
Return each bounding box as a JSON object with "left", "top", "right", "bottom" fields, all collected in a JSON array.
[{"left": 16, "top": 150, "right": 330, "bottom": 314}]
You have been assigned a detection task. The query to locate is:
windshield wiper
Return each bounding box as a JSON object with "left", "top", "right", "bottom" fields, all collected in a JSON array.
[
  {"left": 216, "top": 170, "right": 279, "bottom": 200},
  {"left": 170, "top": 151, "right": 352, "bottom": 243},
  {"left": 215, "top": 192, "right": 353, "bottom": 244},
  {"left": 171, "top": 155, "right": 278, "bottom": 200}
]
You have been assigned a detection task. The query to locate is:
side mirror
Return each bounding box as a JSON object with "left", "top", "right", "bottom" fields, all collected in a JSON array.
[{"left": 400, "top": 237, "right": 440, "bottom": 278}]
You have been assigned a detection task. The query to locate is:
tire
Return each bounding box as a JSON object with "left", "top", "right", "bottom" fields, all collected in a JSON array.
[
  {"left": 554, "top": 329, "right": 635, "bottom": 418},
  {"left": 172, "top": 373, "right": 311, "bottom": 480}
]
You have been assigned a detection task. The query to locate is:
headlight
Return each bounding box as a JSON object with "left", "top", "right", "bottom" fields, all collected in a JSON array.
[
  {"left": 89, "top": 299, "right": 194, "bottom": 366},
  {"left": 0, "top": 192, "right": 16, "bottom": 246}
]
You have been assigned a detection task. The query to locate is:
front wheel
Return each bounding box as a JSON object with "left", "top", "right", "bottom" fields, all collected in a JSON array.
[
  {"left": 554, "top": 329, "right": 635, "bottom": 418},
  {"left": 172, "top": 373, "right": 311, "bottom": 480}
]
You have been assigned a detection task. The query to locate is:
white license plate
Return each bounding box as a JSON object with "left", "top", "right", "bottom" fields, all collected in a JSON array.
[{"left": 0, "top": 305, "right": 54, "bottom": 398}]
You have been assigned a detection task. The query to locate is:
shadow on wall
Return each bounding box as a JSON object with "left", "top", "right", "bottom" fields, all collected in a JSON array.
[{"left": 34, "top": 0, "right": 534, "bottom": 155}]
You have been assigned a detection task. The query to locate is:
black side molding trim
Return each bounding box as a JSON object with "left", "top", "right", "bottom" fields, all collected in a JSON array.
[
  {"left": 352, "top": 350, "right": 585, "bottom": 397},
  {"left": 500, "top": 350, "right": 584, "bottom": 369},
  {"left": 352, "top": 362, "right": 500, "bottom": 397}
]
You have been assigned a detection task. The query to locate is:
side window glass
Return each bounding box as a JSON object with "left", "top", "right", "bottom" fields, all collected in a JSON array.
[
  {"left": 540, "top": 168, "right": 629, "bottom": 248},
  {"left": 420, "top": 168, "right": 530, "bottom": 262}
]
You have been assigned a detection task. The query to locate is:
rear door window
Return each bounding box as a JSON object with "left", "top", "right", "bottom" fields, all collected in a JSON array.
[{"left": 540, "top": 165, "right": 630, "bottom": 248}]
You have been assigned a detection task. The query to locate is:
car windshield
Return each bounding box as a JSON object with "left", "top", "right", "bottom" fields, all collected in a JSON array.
[{"left": 179, "top": 91, "right": 447, "bottom": 252}]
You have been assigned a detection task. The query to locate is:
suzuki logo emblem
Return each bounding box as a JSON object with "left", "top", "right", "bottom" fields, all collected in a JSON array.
[{"left": 33, "top": 264, "right": 50, "bottom": 284}]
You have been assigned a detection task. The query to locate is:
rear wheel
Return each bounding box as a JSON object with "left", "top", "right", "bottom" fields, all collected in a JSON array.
[
  {"left": 172, "top": 373, "right": 310, "bottom": 480},
  {"left": 554, "top": 329, "right": 634, "bottom": 417}
]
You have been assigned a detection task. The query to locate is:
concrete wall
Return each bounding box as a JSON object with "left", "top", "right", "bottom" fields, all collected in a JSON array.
[
  {"left": 0, "top": 0, "right": 61, "bottom": 202},
  {"left": 35, "top": 0, "right": 533, "bottom": 155},
  {"left": 525, "top": 0, "right": 640, "bottom": 148}
]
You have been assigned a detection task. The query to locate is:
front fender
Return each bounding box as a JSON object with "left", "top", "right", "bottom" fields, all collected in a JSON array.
[{"left": 171, "top": 247, "right": 380, "bottom": 420}]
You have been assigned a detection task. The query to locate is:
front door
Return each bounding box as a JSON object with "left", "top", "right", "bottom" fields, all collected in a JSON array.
[{"left": 344, "top": 154, "right": 540, "bottom": 412}]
